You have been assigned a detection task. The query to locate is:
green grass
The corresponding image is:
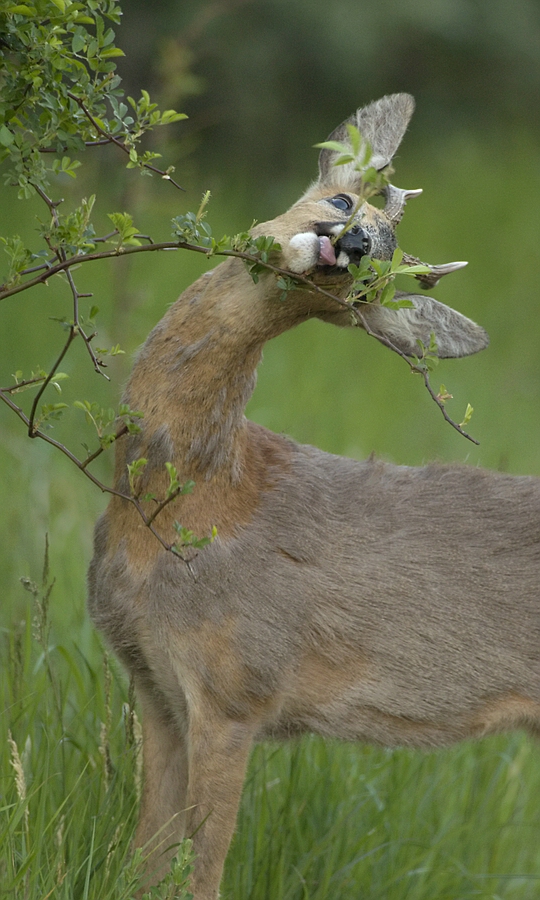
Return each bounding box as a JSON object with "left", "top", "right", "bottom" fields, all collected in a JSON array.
[
  {"left": 230, "top": 737, "right": 540, "bottom": 900},
  {"left": 3, "top": 587, "right": 540, "bottom": 899},
  {"left": 2, "top": 132, "right": 540, "bottom": 897}
]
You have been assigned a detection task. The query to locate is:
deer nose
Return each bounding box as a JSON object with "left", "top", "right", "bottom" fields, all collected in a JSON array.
[{"left": 335, "top": 225, "right": 371, "bottom": 263}]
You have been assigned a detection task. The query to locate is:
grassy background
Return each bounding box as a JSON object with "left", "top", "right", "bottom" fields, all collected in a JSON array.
[{"left": 2, "top": 122, "right": 540, "bottom": 897}]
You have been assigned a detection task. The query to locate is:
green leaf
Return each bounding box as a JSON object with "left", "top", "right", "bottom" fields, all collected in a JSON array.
[
  {"left": 0, "top": 126, "right": 14, "bottom": 147},
  {"left": 127, "top": 458, "right": 148, "bottom": 494},
  {"left": 160, "top": 110, "right": 188, "bottom": 124},
  {"left": 396, "top": 264, "right": 431, "bottom": 275},
  {"left": 380, "top": 283, "right": 396, "bottom": 306},
  {"left": 313, "top": 140, "right": 349, "bottom": 153},
  {"left": 383, "top": 297, "right": 415, "bottom": 310},
  {"left": 7, "top": 4, "right": 36, "bottom": 13},
  {"left": 345, "top": 123, "right": 361, "bottom": 155},
  {"left": 100, "top": 48, "right": 125, "bottom": 58},
  {"left": 460, "top": 403, "right": 474, "bottom": 428},
  {"left": 332, "top": 155, "right": 356, "bottom": 166},
  {"left": 361, "top": 165, "right": 377, "bottom": 182},
  {"left": 390, "top": 247, "right": 404, "bottom": 270},
  {"left": 51, "top": 372, "right": 69, "bottom": 387},
  {"left": 41, "top": 401, "right": 68, "bottom": 413},
  {"left": 71, "top": 33, "right": 86, "bottom": 54},
  {"left": 349, "top": 255, "right": 373, "bottom": 279}
]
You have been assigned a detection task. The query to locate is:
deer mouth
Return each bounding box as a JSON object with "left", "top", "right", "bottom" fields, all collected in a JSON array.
[
  {"left": 316, "top": 225, "right": 372, "bottom": 270},
  {"left": 317, "top": 236, "right": 338, "bottom": 267}
]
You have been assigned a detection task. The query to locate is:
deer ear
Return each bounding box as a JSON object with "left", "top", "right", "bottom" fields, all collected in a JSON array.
[
  {"left": 318, "top": 93, "right": 415, "bottom": 191},
  {"left": 359, "top": 293, "right": 489, "bottom": 359}
]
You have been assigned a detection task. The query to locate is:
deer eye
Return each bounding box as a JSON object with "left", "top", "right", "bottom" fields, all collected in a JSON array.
[{"left": 328, "top": 194, "right": 353, "bottom": 212}]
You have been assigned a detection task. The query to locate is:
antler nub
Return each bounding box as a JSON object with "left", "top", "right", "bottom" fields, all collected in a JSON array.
[
  {"left": 402, "top": 253, "right": 468, "bottom": 288},
  {"left": 420, "top": 261, "right": 468, "bottom": 288},
  {"left": 384, "top": 185, "right": 423, "bottom": 225}
]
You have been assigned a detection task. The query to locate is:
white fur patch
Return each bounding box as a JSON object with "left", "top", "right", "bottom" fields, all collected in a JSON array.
[{"left": 286, "top": 232, "right": 320, "bottom": 273}]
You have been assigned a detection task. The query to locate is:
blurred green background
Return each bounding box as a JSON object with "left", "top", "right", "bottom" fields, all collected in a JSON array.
[{"left": 2, "top": 2, "right": 540, "bottom": 894}]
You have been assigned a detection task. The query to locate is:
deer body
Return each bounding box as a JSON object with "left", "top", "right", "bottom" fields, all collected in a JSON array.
[{"left": 88, "top": 95, "right": 538, "bottom": 899}]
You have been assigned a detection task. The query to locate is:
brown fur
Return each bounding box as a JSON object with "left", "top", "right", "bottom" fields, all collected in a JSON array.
[{"left": 87, "top": 95, "right": 529, "bottom": 899}]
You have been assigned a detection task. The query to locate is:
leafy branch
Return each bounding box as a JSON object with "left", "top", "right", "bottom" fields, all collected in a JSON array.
[
  {"left": 0, "top": 225, "right": 479, "bottom": 496},
  {"left": 66, "top": 89, "right": 186, "bottom": 189},
  {"left": 0, "top": 0, "right": 212, "bottom": 562},
  {"left": 0, "top": 0, "right": 187, "bottom": 198}
]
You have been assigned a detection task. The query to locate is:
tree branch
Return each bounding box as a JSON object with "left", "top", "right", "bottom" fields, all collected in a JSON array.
[{"left": 1, "top": 236, "right": 479, "bottom": 444}]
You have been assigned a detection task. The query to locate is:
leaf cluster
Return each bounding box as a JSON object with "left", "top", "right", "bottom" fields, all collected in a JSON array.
[
  {"left": 171, "top": 191, "right": 227, "bottom": 251},
  {"left": 44, "top": 193, "right": 97, "bottom": 255},
  {"left": 173, "top": 521, "right": 218, "bottom": 555},
  {"left": 164, "top": 462, "right": 195, "bottom": 501},
  {"left": 315, "top": 123, "right": 390, "bottom": 205},
  {"left": 0, "top": 0, "right": 185, "bottom": 197},
  {"left": 171, "top": 201, "right": 282, "bottom": 275},
  {"left": 412, "top": 332, "right": 440, "bottom": 373},
  {"left": 74, "top": 399, "right": 142, "bottom": 449},
  {"left": 0, "top": 235, "right": 44, "bottom": 287},
  {"left": 243, "top": 235, "right": 282, "bottom": 283},
  {"left": 348, "top": 247, "right": 430, "bottom": 309},
  {"left": 1, "top": 0, "right": 122, "bottom": 196},
  {"left": 107, "top": 211, "right": 141, "bottom": 247}
]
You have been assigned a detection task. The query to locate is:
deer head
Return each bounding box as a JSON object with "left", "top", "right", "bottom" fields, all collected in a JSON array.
[{"left": 254, "top": 93, "right": 488, "bottom": 360}]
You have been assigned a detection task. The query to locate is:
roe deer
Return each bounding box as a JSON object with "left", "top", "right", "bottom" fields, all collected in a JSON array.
[{"left": 87, "top": 93, "right": 539, "bottom": 900}]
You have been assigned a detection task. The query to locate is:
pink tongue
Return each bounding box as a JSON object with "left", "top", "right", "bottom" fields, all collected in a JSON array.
[{"left": 318, "top": 236, "right": 337, "bottom": 266}]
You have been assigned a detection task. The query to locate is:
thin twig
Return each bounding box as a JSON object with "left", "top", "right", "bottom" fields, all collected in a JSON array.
[
  {"left": 67, "top": 92, "right": 185, "bottom": 190},
  {"left": 39, "top": 139, "right": 112, "bottom": 151},
  {"left": 28, "top": 327, "right": 76, "bottom": 435},
  {"left": 93, "top": 231, "right": 119, "bottom": 244},
  {"left": 16, "top": 260, "right": 54, "bottom": 277},
  {"left": 145, "top": 487, "right": 183, "bottom": 527},
  {"left": 0, "top": 386, "right": 180, "bottom": 556},
  {"left": 64, "top": 265, "right": 108, "bottom": 377},
  {"left": 31, "top": 182, "right": 110, "bottom": 378},
  {"left": 3, "top": 375, "right": 47, "bottom": 393},
  {"left": 350, "top": 306, "right": 479, "bottom": 445},
  {"left": 80, "top": 424, "right": 128, "bottom": 469},
  {"left": 421, "top": 370, "right": 478, "bottom": 443}
]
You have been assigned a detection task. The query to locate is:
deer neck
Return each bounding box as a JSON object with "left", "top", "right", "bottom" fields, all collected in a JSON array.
[
  {"left": 119, "top": 257, "right": 339, "bottom": 487},
  {"left": 108, "top": 256, "right": 352, "bottom": 555}
]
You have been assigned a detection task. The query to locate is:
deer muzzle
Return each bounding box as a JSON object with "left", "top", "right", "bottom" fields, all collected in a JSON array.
[
  {"left": 316, "top": 223, "right": 372, "bottom": 268},
  {"left": 335, "top": 225, "right": 372, "bottom": 266}
]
